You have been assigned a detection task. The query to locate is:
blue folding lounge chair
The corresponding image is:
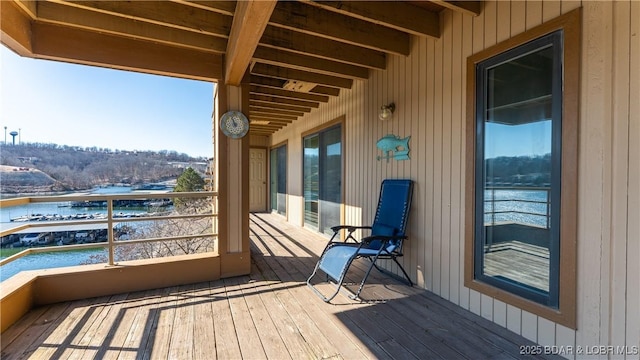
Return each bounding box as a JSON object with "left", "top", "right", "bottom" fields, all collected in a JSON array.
[{"left": 307, "top": 179, "right": 414, "bottom": 302}]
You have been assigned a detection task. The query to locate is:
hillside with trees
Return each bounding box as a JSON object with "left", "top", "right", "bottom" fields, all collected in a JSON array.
[
  {"left": 485, "top": 154, "right": 552, "bottom": 186},
  {"left": 0, "top": 143, "right": 208, "bottom": 193}
]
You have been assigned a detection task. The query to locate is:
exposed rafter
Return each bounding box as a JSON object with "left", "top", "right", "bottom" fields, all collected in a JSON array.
[
  {"left": 250, "top": 85, "right": 329, "bottom": 103},
  {"left": 172, "top": 0, "right": 237, "bottom": 16},
  {"left": 431, "top": 0, "right": 482, "bottom": 16},
  {"left": 1, "top": 0, "right": 483, "bottom": 136},
  {"left": 251, "top": 94, "right": 321, "bottom": 109},
  {"left": 37, "top": 1, "right": 227, "bottom": 54},
  {"left": 269, "top": 1, "right": 411, "bottom": 55},
  {"left": 310, "top": 85, "right": 340, "bottom": 97},
  {"left": 57, "top": 0, "right": 233, "bottom": 36},
  {"left": 252, "top": 47, "right": 369, "bottom": 80},
  {"left": 249, "top": 100, "right": 312, "bottom": 113},
  {"left": 304, "top": 1, "right": 440, "bottom": 38},
  {"left": 249, "top": 112, "right": 299, "bottom": 122},
  {"left": 251, "top": 63, "right": 353, "bottom": 89},
  {"left": 250, "top": 107, "right": 305, "bottom": 118},
  {"left": 4, "top": 16, "right": 223, "bottom": 81},
  {"left": 259, "top": 26, "right": 387, "bottom": 70}
]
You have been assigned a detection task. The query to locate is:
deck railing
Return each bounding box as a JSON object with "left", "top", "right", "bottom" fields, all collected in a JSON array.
[
  {"left": 0, "top": 191, "right": 217, "bottom": 270},
  {"left": 484, "top": 186, "right": 551, "bottom": 229}
]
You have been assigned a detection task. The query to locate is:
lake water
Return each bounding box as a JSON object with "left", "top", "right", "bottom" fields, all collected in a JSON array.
[
  {"left": 484, "top": 188, "right": 550, "bottom": 227},
  {"left": 0, "top": 186, "right": 150, "bottom": 282},
  {"left": 0, "top": 186, "right": 138, "bottom": 224},
  {"left": 0, "top": 248, "right": 107, "bottom": 282}
]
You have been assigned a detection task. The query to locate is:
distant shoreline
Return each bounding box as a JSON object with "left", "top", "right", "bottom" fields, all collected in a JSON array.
[{"left": 0, "top": 191, "right": 78, "bottom": 199}]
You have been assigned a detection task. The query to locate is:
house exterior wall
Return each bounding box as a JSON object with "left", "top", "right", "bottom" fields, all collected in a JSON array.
[{"left": 270, "top": 0, "right": 639, "bottom": 356}]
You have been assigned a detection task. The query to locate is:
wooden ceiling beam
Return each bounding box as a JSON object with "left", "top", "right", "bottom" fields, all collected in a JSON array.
[
  {"left": 250, "top": 123, "right": 288, "bottom": 129},
  {"left": 177, "top": 0, "right": 386, "bottom": 70},
  {"left": 252, "top": 128, "right": 281, "bottom": 132},
  {"left": 251, "top": 75, "right": 340, "bottom": 96},
  {"left": 249, "top": 100, "right": 312, "bottom": 113},
  {"left": 310, "top": 85, "right": 340, "bottom": 97},
  {"left": 432, "top": 1, "right": 482, "bottom": 16},
  {"left": 250, "top": 84, "right": 328, "bottom": 103},
  {"left": 171, "top": 0, "right": 236, "bottom": 16},
  {"left": 37, "top": 2, "right": 227, "bottom": 54},
  {"left": 60, "top": 1, "right": 232, "bottom": 37},
  {"left": 0, "top": 1, "right": 33, "bottom": 56},
  {"left": 224, "top": 0, "right": 276, "bottom": 85},
  {"left": 250, "top": 106, "right": 305, "bottom": 117},
  {"left": 252, "top": 47, "right": 369, "bottom": 80},
  {"left": 251, "top": 130, "right": 281, "bottom": 135},
  {"left": 249, "top": 112, "right": 299, "bottom": 121},
  {"left": 250, "top": 127, "right": 287, "bottom": 135},
  {"left": 269, "top": 1, "right": 410, "bottom": 55},
  {"left": 250, "top": 129, "right": 278, "bottom": 135},
  {"left": 304, "top": 1, "right": 440, "bottom": 38},
  {"left": 15, "top": 0, "right": 37, "bottom": 19},
  {"left": 251, "top": 94, "right": 321, "bottom": 109},
  {"left": 251, "top": 119, "right": 293, "bottom": 125},
  {"left": 251, "top": 75, "right": 340, "bottom": 98},
  {"left": 251, "top": 63, "right": 352, "bottom": 89},
  {"left": 259, "top": 26, "right": 386, "bottom": 70},
  {"left": 251, "top": 120, "right": 291, "bottom": 129},
  {"left": 250, "top": 116, "right": 294, "bottom": 123},
  {"left": 249, "top": 76, "right": 286, "bottom": 88},
  {"left": 250, "top": 126, "right": 279, "bottom": 130},
  {"left": 31, "top": 22, "right": 222, "bottom": 81}
]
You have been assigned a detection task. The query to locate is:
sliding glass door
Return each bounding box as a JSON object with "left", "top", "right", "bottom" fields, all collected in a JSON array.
[
  {"left": 270, "top": 145, "right": 286, "bottom": 215},
  {"left": 303, "top": 125, "right": 342, "bottom": 235}
]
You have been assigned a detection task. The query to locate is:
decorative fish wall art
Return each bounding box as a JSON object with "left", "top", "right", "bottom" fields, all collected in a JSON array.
[{"left": 376, "top": 134, "right": 411, "bottom": 162}]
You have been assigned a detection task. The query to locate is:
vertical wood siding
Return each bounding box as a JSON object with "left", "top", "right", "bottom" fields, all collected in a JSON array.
[{"left": 269, "top": 1, "right": 639, "bottom": 356}]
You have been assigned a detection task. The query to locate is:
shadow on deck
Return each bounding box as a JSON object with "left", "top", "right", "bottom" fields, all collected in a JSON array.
[{"left": 1, "top": 213, "right": 560, "bottom": 359}]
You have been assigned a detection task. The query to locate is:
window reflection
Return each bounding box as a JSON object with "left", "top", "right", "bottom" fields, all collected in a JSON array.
[
  {"left": 270, "top": 146, "right": 287, "bottom": 215},
  {"left": 303, "top": 125, "right": 342, "bottom": 235},
  {"left": 477, "top": 38, "right": 560, "bottom": 302}
]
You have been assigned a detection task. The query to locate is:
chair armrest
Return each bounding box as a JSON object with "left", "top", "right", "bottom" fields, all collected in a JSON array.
[
  {"left": 330, "top": 225, "right": 372, "bottom": 233},
  {"left": 330, "top": 225, "right": 373, "bottom": 243},
  {"left": 361, "top": 234, "right": 408, "bottom": 253},
  {"left": 362, "top": 234, "right": 407, "bottom": 242}
]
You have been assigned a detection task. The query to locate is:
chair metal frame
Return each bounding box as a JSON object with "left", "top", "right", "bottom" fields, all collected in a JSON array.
[{"left": 307, "top": 179, "right": 414, "bottom": 302}]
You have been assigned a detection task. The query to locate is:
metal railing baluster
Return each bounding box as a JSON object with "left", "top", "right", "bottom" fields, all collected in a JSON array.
[
  {"left": 107, "top": 198, "right": 115, "bottom": 266},
  {"left": 0, "top": 192, "right": 217, "bottom": 271}
]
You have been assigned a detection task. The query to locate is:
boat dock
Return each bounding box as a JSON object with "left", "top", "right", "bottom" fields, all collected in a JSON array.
[{"left": 1, "top": 223, "right": 130, "bottom": 248}]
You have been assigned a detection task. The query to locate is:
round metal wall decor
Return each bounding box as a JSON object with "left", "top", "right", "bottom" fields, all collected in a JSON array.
[{"left": 220, "top": 111, "right": 249, "bottom": 139}]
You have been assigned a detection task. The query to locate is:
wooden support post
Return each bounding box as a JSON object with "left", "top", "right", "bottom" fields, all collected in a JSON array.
[{"left": 215, "top": 71, "right": 251, "bottom": 278}]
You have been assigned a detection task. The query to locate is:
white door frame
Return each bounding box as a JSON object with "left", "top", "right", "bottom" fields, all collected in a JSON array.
[{"left": 249, "top": 147, "right": 267, "bottom": 212}]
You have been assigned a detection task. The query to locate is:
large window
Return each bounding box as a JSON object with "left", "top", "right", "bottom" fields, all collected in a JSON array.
[
  {"left": 465, "top": 10, "right": 580, "bottom": 328},
  {"left": 476, "top": 32, "right": 561, "bottom": 305},
  {"left": 303, "top": 123, "right": 342, "bottom": 236},
  {"left": 270, "top": 145, "right": 286, "bottom": 215}
]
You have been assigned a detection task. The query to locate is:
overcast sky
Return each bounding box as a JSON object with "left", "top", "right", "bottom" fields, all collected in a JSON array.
[{"left": 1, "top": 46, "right": 215, "bottom": 158}]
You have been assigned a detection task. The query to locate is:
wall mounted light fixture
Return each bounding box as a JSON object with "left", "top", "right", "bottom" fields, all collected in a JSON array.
[{"left": 378, "top": 103, "right": 395, "bottom": 121}]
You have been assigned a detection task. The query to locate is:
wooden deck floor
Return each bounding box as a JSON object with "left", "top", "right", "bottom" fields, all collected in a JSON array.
[{"left": 1, "top": 213, "right": 560, "bottom": 360}]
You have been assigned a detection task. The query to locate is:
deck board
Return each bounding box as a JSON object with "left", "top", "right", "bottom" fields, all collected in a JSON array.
[
  {"left": 209, "top": 279, "right": 243, "bottom": 360},
  {"left": 168, "top": 283, "right": 196, "bottom": 360},
  {"left": 190, "top": 283, "right": 216, "bottom": 360},
  {"left": 233, "top": 273, "right": 292, "bottom": 360},
  {"left": 1, "top": 213, "right": 561, "bottom": 360},
  {"left": 145, "top": 285, "right": 178, "bottom": 360},
  {"left": 105, "top": 288, "right": 166, "bottom": 360},
  {"left": 129, "top": 287, "right": 171, "bottom": 360},
  {"left": 223, "top": 276, "right": 268, "bottom": 359}
]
